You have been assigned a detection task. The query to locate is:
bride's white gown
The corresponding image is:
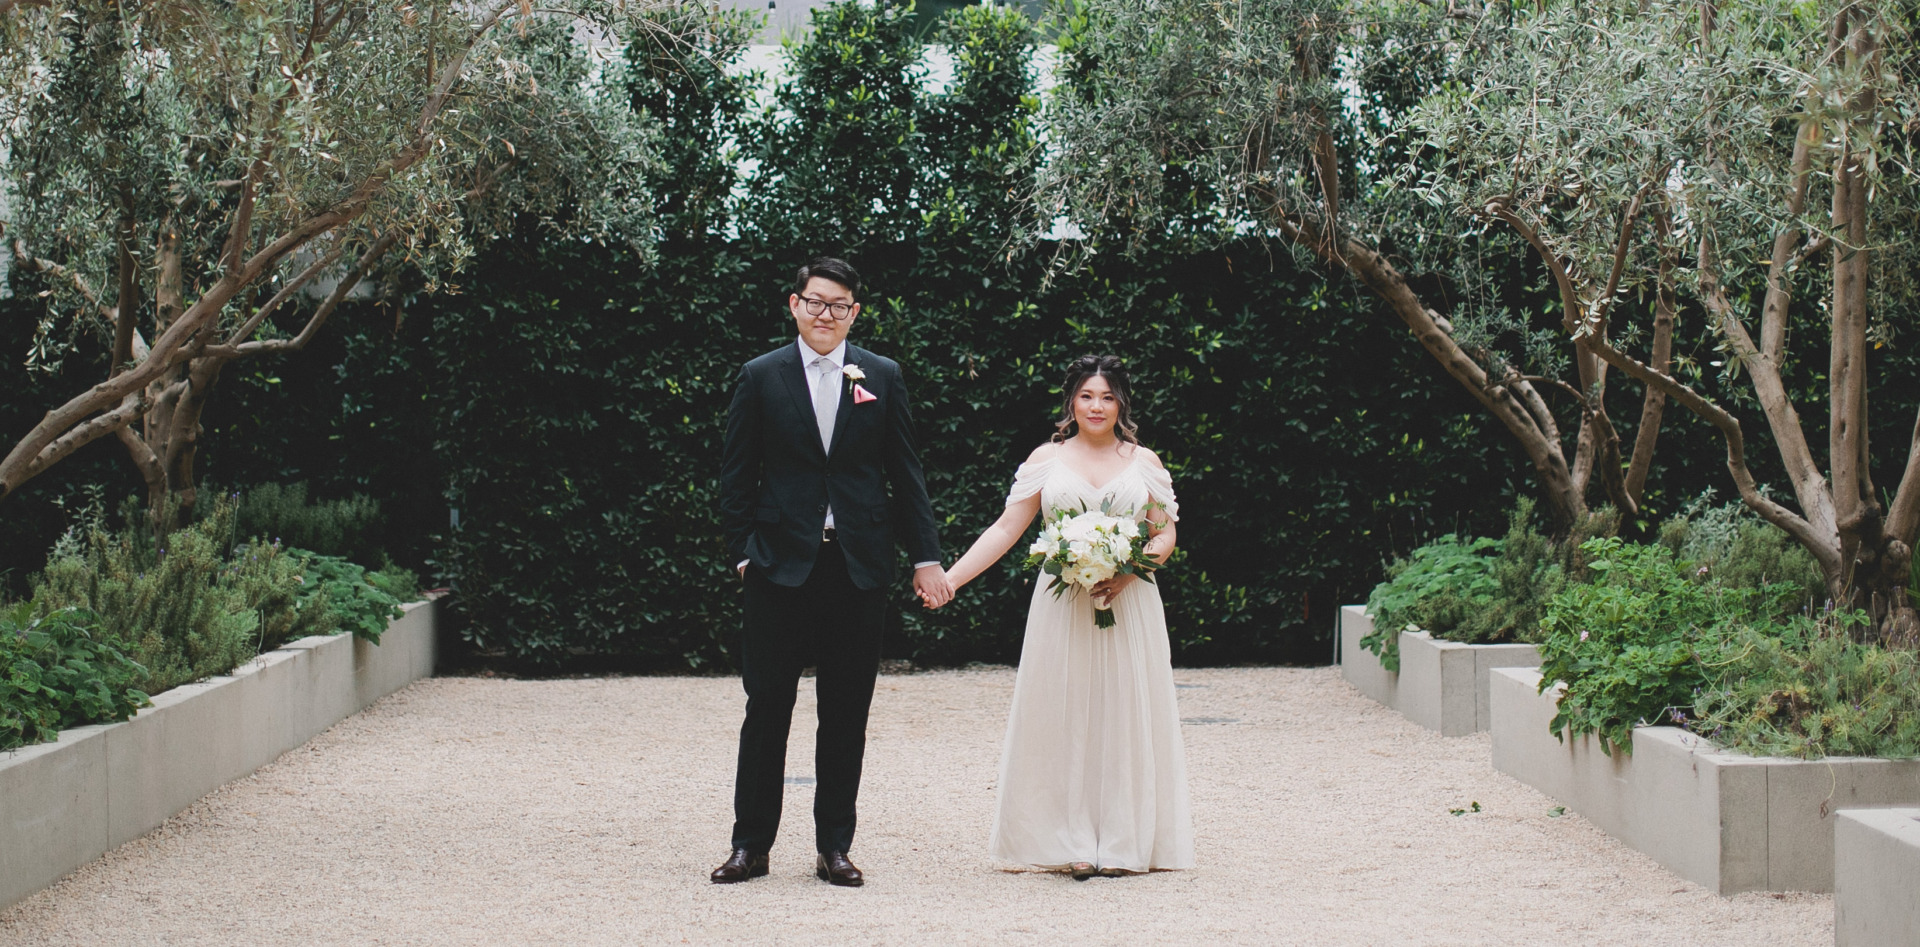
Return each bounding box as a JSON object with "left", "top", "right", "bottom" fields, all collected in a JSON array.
[{"left": 989, "top": 450, "right": 1195, "bottom": 872}]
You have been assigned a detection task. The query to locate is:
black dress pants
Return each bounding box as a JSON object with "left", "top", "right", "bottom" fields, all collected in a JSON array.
[{"left": 731, "top": 539, "right": 887, "bottom": 855}]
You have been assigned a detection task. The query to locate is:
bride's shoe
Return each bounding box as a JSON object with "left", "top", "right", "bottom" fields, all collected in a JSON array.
[
  {"left": 1068, "top": 861, "right": 1097, "bottom": 881},
  {"left": 1096, "top": 866, "right": 1131, "bottom": 878}
]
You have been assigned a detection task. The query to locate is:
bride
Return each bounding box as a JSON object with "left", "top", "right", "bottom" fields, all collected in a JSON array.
[{"left": 945, "top": 354, "right": 1194, "bottom": 879}]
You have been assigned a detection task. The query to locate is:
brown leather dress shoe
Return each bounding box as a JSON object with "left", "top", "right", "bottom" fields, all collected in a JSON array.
[
  {"left": 815, "top": 850, "right": 864, "bottom": 887},
  {"left": 710, "top": 849, "right": 769, "bottom": 884}
]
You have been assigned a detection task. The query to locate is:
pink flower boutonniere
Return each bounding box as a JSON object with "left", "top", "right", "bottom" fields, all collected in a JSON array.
[{"left": 844, "top": 363, "right": 876, "bottom": 403}]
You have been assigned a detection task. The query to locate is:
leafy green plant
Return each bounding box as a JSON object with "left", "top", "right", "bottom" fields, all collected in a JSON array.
[
  {"left": 1363, "top": 535, "right": 1501, "bottom": 671},
  {"left": 1536, "top": 538, "right": 1798, "bottom": 754},
  {"left": 1691, "top": 611, "right": 1920, "bottom": 759},
  {"left": 234, "top": 482, "right": 386, "bottom": 567},
  {"left": 1362, "top": 499, "right": 1617, "bottom": 670},
  {"left": 290, "top": 552, "right": 415, "bottom": 644},
  {"left": 1658, "top": 493, "right": 1824, "bottom": 608},
  {"left": 1, "top": 603, "right": 149, "bottom": 751},
  {"left": 33, "top": 496, "right": 330, "bottom": 695}
]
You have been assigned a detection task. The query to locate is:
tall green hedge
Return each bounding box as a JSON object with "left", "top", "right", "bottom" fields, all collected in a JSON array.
[
  {"left": 10, "top": 2, "right": 1915, "bottom": 667},
  {"left": 388, "top": 4, "right": 1531, "bottom": 667}
]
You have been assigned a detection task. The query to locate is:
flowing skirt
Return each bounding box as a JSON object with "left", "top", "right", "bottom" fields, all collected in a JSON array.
[{"left": 989, "top": 578, "right": 1194, "bottom": 871}]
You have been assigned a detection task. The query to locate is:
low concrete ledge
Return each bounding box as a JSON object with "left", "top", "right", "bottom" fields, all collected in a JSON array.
[
  {"left": 1836, "top": 808, "right": 1920, "bottom": 946},
  {"left": 0, "top": 597, "right": 440, "bottom": 910},
  {"left": 1337, "top": 605, "right": 1541, "bottom": 735},
  {"left": 1490, "top": 666, "right": 1920, "bottom": 894}
]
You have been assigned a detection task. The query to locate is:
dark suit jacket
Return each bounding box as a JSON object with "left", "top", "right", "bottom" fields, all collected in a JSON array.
[{"left": 719, "top": 341, "right": 942, "bottom": 590}]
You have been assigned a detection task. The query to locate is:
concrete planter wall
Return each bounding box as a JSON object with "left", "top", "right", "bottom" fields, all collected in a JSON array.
[
  {"left": 0, "top": 598, "right": 439, "bottom": 911},
  {"left": 1835, "top": 808, "right": 1920, "bottom": 945},
  {"left": 1337, "top": 605, "right": 1542, "bottom": 736},
  {"left": 1490, "top": 666, "right": 1920, "bottom": 894}
]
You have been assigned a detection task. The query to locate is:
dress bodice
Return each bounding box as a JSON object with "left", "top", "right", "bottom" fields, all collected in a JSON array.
[{"left": 1005, "top": 448, "right": 1179, "bottom": 523}]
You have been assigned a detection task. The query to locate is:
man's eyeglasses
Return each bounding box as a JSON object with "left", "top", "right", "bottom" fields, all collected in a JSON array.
[{"left": 798, "top": 296, "right": 857, "bottom": 321}]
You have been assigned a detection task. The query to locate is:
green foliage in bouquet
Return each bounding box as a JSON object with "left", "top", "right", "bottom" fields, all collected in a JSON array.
[
  {"left": 1536, "top": 538, "right": 1801, "bottom": 755},
  {"left": 1, "top": 603, "right": 149, "bottom": 751},
  {"left": 33, "top": 497, "right": 332, "bottom": 695},
  {"left": 1023, "top": 500, "right": 1163, "bottom": 628},
  {"left": 1691, "top": 611, "right": 1920, "bottom": 760},
  {"left": 290, "top": 552, "right": 416, "bottom": 644}
]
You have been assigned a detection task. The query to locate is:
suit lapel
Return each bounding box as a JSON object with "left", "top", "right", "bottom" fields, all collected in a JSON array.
[
  {"left": 827, "top": 347, "right": 861, "bottom": 459},
  {"left": 776, "top": 343, "right": 826, "bottom": 458}
]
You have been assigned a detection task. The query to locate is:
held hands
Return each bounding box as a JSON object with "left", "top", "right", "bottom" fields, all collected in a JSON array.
[
  {"left": 913, "top": 564, "right": 954, "bottom": 609},
  {"left": 1089, "top": 573, "right": 1138, "bottom": 610}
]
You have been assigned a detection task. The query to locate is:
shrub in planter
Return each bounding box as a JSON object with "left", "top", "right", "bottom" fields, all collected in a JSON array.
[
  {"left": 289, "top": 551, "right": 416, "bottom": 644},
  {"left": 1536, "top": 537, "right": 1802, "bottom": 754},
  {"left": 1692, "top": 610, "right": 1920, "bottom": 759},
  {"left": 234, "top": 481, "right": 386, "bottom": 567},
  {"left": 1362, "top": 534, "right": 1501, "bottom": 672},
  {"left": 0, "top": 603, "right": 149, "bottom": 751},
  {"left": 1362, "top": 499, "right": 1613, "bottom": 670},
  {"left": 32, "top": 498, "right": 332, "bottom": 695},
  {"left": 1658, "top": 493, "right": 1825, "bottom": 609}
]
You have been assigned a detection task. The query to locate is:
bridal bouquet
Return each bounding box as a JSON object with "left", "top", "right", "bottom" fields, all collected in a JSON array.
[{"left": 1023, "top": 501, "right": 1161, "bottom": 628}]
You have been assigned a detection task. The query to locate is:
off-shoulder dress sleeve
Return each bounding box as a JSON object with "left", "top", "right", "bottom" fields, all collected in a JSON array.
[
  {"left": 1139, "top": 460, "right": 1180, "bottom": 522},
  {"left": 1005, "top": 455, "right": 1054, "bottom": 507}
]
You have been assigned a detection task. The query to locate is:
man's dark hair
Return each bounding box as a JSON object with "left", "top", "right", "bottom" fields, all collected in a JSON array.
[{"left": 793, "top": 257, "right": 862, "bottom": 302}]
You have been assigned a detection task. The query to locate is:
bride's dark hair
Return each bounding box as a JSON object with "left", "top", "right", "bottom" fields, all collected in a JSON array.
[{"left": 1053, "top": 354, "right": 1140, "bottom": 445}]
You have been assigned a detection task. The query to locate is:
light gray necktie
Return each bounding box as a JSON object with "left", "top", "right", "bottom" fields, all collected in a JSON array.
[{"left": 811, "top": 355, "right": 838, "bottom": 453}]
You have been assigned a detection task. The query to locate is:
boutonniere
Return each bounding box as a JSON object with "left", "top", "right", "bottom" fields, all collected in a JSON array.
[{"left": 843, "top": 363, "right": 877, "bottom": 403}]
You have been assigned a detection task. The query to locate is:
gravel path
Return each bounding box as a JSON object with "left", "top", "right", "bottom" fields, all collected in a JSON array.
[{"left": 1, "top": 667, "right": 1830, "bottom": 945}]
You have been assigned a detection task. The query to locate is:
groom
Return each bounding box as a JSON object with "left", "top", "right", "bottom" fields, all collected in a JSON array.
[{"left": 713, "top": 257, "right": 951, "bottom": 887}]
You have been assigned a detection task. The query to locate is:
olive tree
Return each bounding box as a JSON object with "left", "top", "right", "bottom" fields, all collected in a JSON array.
[
  {"left": 1035, "top": 0, "right": 1662, "bottom": 529},
  {"left": 0, "top": 0, "right": 685, "bottom": 522},
  {"left": 1412, "top": 0, "right": 1920, "bottom": 640}
]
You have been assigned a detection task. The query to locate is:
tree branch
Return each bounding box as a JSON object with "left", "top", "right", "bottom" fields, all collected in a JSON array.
[
  {"left": 220, "top": 230, "right": 400, "bottom": 358},
  {"left": 221, "top": 241, "right": 349, "bottom": 347},
  {"left": 7, "top": 393, "right": 146, "bottom": 494},
  {"left": 1888, "top": 405, "right": 1920, "bottom": 546},
  {"left": 1697, "top": 231, "right": 1834, "bottom": 541},
  {"left": 1760, "top": 118, "right": 1817, "bottom": 364}
]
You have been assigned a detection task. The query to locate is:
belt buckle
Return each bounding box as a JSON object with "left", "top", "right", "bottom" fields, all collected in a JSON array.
[{"left": 822, "top": 527, "right": 837, "bottom": 543}]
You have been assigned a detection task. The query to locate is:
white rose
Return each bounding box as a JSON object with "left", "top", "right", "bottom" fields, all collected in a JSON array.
[{"left": 842, "top": 364, "right": 866, "bottom": 382}]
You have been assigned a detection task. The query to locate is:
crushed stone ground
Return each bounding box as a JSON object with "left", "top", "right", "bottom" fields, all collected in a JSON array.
[{"left": 0, "top": 666, "right": 1830, "bottom": 945}]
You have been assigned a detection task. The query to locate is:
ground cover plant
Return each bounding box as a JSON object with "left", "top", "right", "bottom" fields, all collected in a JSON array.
[
  {"left": 0, "top": 603, "right": 148, "bottom": 752},
  {"left": 289, "top": 552, "right": 416, "bottom": 645},
  {"left": 1693, "top": 611, "right": 1920, "bottom": 759}
]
